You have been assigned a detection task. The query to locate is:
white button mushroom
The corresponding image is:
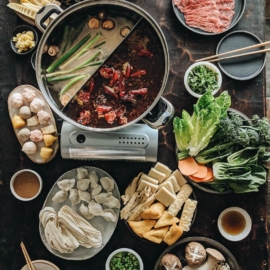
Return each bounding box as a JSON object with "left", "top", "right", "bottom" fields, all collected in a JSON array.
[{"left": 183, "top": 248, "right": 225, "bottom": 270}]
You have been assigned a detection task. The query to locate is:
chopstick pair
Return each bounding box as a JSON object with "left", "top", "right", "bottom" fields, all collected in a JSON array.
[
  {"left": 196, "top": 40, "right": 270, "bottom": 62},
  {"left": 20, "top": 242, "right": 35, "bottom": 270}
]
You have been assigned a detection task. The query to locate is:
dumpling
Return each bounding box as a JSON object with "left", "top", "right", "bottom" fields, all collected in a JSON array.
[
  {"left": 91, "top": 184, "right": 102, "bottom": 197},
  {"left": 10, "top": 93, "right": 24, "bottom": 108},
  {"left": 88, "top": 200, "right": 103, "bottom": 216},
  {"left": 77, "top": 167, "right": 88, "bottom": 180},
  {"left": 69, "top": 189, "right": 80, "bottom": 206},
  {"left": 52, "top": 190, "right": 68, "bottom": 203},
  {"left": 89, "top": 178, "right": 99, "bottom": 189},
  {"left": 94, "top": 192, "right": 112, "bottom": 204},
  {"left": 89, "top": 171, "right": 99, "bottom": 183},
  {"left": 57, "top": 179, "right": 75, "bottom": 191},
  {"left": 100, "top": 177, "right": 115, "bottom": 192},
  {"left": 30, "top": 98, "right": 45, "bottom": 113},
  {"left": 79, "top": 204, "right": 94, "bottom": 220},
  {"left": 18, "top": 128, "right": 31, "bottom": 142},
  {"left": 102, "top": 196, "right": 120, "bottom": 209},
  {"left": 37, "top": 110, "right": 51, "bottom": 125},
  {"left": 77, "top": 179, "right": 90, "bottom": 191},
  {"left": 22, "top": 87, "right": 36, "bottom": 103},
  {"left": 30, "top": 129, "right": 43, "bottom": 142},
  {"left": 102, "top": 209, "right": 117, "bottom": 222},
  {"left": 78, "top": 190, "right": 91, "bottom": 203},
  {"left": 22, "top": 141, "right": 37, "bottom": 154}
]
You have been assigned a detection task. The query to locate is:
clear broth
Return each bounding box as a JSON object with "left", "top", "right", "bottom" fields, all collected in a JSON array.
[{"left": 221, "top": 210, "right": 246, "bottom": 235}]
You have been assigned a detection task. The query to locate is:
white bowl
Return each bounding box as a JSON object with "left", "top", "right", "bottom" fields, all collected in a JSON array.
[
  {"left": 184, "top": 61, "right": 222, "bottom": 98},
  {"left": 218, "top": 207, "right": 252, "bottom": 241},
  {"left": 105, "top": 248, "right": 144, "bottom": 270},
  {"left": 10, "top": 169, "right": 43, "bottom": 201}
]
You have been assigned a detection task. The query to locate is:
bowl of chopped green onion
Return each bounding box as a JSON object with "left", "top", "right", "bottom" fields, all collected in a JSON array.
[
  {"left": 184, "top": 61, "right": 222, "bottom": 98},
  {"left": 105, "top": 248, "right": 143, "bottom": 270}
]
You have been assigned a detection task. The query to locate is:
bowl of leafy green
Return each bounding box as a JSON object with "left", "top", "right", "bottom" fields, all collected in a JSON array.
[
  {"left": 174, "top": 91, "right": 270, "bottom": 194},
  {"left": 184, "top": 62, "right": 222, "bottom": 98}
]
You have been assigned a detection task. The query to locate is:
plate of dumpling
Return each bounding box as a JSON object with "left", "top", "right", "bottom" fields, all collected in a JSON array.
[
  {"left": 8, "top": 85, "right": 59, "bottom": 164},
  {"left": 39, "top": 166, "right": 120, "bottom": 260}
]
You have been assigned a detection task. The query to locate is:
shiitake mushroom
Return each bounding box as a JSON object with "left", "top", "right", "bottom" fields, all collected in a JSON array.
[
  {"left": 120, "top": 26, "right": 131, "bottom": 37},
  {"left": 48, "top": 45, "right": 59, "bottom": 56},
  {"left": 102, "top": 19, "right": 115, "bottom": 30},
  {"left": 97, "top": 10, "right": 108, "bottom": 21},
  {"left": 159, "top": 253, "right": 182, "bottom": 270},
  {"left": 88, "top": 17, "right": 100, "bottom": 29}
]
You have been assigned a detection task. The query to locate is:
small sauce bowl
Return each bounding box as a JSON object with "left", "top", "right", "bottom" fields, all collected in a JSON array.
[
  {"left": 10, "top": 25, "right": 38, "bottom": 55},
  {"left": 105, "top": 248, "right": 144, "bottom": 270},
  {"left": 218, "top": 207, "right": 252, "bottom": 241},
  {"left": 10, "top": 169, "right": 42, "bottom": 201},
  {"left": 184, "top": 61, "right": 222, "bottom": 98}
]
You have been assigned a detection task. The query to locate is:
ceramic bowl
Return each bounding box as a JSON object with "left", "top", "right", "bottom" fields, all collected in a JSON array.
[
  {"left": 184, "top": 61, "right": 222, "bottom": 98},
  {"left": 218, "top": 207, "right": 252, "bottom": 241},
  {"left": 10, "top": 25, "right": 38, "bottom": 55},
  {"left": 10, "top": 169, "right": 42, "bottom": 201},
  {"left": 22, "top": 260, "right": 59, "bottom": 270},
  {"left": 105, "top": 248, "right": 144, "bottom": 270}
]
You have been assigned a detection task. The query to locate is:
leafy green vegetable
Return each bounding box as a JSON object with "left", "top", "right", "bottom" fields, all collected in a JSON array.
[
  {"left": 188, "top": 65, "right": 219, "bottom": 94},
  {"left": 174, "top": 91, "right": 231, "bottom": 157},
  {"left": 173, "top": 110, "right": 193, "bottom": 151},
  {"left": 110, "top": 251, "right": 140, "bottom": 270}
]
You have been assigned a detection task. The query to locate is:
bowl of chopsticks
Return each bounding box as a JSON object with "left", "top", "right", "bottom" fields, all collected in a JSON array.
[{"left": 196, "top": 31, "right": 267, "bottom": 80}]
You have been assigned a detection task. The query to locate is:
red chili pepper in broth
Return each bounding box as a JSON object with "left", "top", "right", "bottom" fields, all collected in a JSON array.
[
  {"left": 76, "top": 110, "right": 91, "bottom": 125},
  {"left": 109, "top": 69, "right": 120, "bottom": 86},
  {"left": 117, "top": 73, "right": 126, "bottom": 97},
  {"left": 100, "top": 67, "right": 113, "bottom": 78},
  {"left": 104, "top": 86, "right": 119, "bottom": 100},
  {"left": 129, "top": 88, "right": 148, "bottom": 95},
  {"left": 119, "top": 116, "right": 128, "bottom": 125},
  {"left": 97, "top": 105, "right": 112, "bottom": 115},
  {"left": 104, "top": 111, "right": 117, "bottom": 125},
  {"left": 138, "top": 49, "right": 153, "bottom": 57},
  {"left": 123, "top": 62, "right": 131, "bottom": 78},
  {"left": 130, "top": 70, "right": 146, "bottom": 77},
  {"left": 78, "top": 90, "right": 90, "bottom": 103}
]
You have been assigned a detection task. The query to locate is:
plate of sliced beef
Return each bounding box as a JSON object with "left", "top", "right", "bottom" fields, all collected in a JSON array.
[{"left": 172, "top": 0, "right": 246, "bottom": 35}]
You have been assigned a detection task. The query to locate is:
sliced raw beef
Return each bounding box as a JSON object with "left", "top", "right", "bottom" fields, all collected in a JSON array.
[{"left": 173, "top": 0, "right": 235, "bottom": 33}]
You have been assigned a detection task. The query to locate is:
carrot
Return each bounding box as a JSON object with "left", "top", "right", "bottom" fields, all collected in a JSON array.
[
  {"left": 178, "top": 157, "right": 199, "bottom": 176},
  {"left": 188, "top": 174, "right": 205, "bottom": 182},
  {"left": 191, "top": 164, "right": 208, "bottom": 178},
  {"left": 201, "top": 167, "right": 214, "bottom": 182}
]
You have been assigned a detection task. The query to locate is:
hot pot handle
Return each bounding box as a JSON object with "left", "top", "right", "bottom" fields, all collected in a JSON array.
[
  {"left": 35, "top": 4, "right": 63, "bottom": 33},
  {"left": 142, "top": 97, "right": 174, "bottom": 129}
]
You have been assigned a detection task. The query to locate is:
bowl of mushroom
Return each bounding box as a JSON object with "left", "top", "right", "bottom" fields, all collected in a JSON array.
[{"left": 154, "top": 236, "right": 240, "bottom": 270}]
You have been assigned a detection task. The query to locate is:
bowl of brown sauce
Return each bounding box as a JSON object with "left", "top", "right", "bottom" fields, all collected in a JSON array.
[
  {"left": 217, "top": 207, "right": 252, "bottom": 241},
  {"left": 10, "top": 169, "right": 42, "bottom": 201}
]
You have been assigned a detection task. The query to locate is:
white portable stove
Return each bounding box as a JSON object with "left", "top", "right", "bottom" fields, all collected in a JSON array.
[{"left": 60, "top": 122, "right": 158, "bottom": 162}]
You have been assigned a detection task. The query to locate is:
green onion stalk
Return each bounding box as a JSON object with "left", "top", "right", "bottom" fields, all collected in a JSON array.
[
  {"left": 59, "top": 74, "right": 87, "bottom": 97},
  {"left": 46, "top": 33, "right": 91, "bottom": 73}
]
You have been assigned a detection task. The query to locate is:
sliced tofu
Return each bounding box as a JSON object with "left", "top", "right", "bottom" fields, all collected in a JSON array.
[
  {"left": 137, "top": 179, "right": 158, "bottom": 193},
  {"left": 41, "top": 124, "right": 56, "bottom": 134},
  {"left": 27, "top": 116, "right": 39, "bottom": 126},
  {"left": 154, "top": 162, "right": 171, "bottom": 179},
  {"left": 148, "top": 168, "right": 166, "bottom": 183},
  {"left": 155, "top": 187, "right": 176, "bottom": 207},
  {"left": 167, "top": 175, "right": 181, "bottom": 193},
  {"left": 139, "top": 173, "right": 159, "bottom": 185},
  {"left": 171, "top": 169, "right": 187, "bottom": 187},
  {"left": 158, "top": 180, "right": 174, "bottom": 194}
]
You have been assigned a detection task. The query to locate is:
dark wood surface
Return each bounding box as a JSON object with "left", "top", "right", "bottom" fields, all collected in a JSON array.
[{"left": 0, "top": 0, "right": 268, "bottom": 269}]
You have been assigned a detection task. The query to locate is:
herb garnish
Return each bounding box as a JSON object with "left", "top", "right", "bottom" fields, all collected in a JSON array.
[{"left": 188, "top": 65, "right": 219, "bottom": 94}]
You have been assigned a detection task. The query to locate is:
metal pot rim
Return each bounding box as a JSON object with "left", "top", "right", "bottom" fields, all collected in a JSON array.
[{"left": 35, "top": 0, "right": 170, "bottom": 132}]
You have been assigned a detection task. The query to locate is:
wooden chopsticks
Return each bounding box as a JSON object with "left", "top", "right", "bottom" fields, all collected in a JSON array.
[
  {"left": 196, "top": 41, "right": 270, "bottom": 62},
  {"left": 20, "top": 242, "right": 35, "bottom": 270}
]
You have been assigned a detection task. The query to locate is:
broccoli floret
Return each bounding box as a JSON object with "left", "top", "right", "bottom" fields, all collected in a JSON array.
[
  {"left": 228, "top": 111, "right": 243, "bottom": 126},
  {"left": 245, "top": 128, "right": 260, "bottom": 145},
  {"left": 252, "top": 115, "right": 270, "bottom": 144}
]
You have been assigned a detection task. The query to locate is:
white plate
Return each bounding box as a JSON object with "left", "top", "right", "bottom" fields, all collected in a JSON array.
[
  {"left": 8, "top": 85, "right": 59, "bottom": 164},
  {"left": 39, "top": 166, "right": 120, "bottom": 260}
]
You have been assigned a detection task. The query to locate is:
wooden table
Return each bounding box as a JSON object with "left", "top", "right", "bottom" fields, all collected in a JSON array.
[{"left": 0, "top": 0, "right": 268, "bottom": 269}]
